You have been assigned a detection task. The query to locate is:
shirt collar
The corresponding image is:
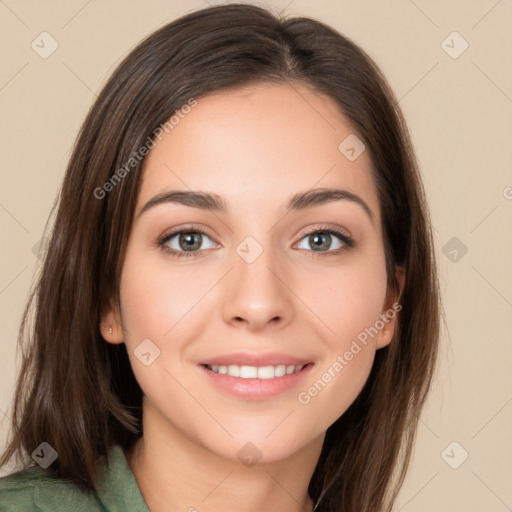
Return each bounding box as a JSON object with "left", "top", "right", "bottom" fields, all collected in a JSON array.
[{"left": 95, "top": 445, "right": 150, "bottom": 511}]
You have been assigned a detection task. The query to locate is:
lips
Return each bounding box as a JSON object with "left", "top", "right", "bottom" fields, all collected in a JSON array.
[
  {"left": 198, "top": 352, "right": 314, "bottom": 399},
  {"left": 199, "top": 352, "right": 312, "bottom": 368}
]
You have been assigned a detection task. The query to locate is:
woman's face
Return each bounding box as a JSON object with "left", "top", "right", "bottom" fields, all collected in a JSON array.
[{"left": 105, "top": 82, "right": 403, "bottom": 463}]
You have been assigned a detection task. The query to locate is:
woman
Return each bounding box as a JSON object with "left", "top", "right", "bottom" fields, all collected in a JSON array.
[{"left": 0, "top": 3, "right": 440, "bottom": 511}]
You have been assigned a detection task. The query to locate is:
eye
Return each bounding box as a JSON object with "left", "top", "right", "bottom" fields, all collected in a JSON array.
[
  {"left": 157, "top": 225, "right": 353, "bottom": 259},
  {"left": 158, "top": 227, "right": 217, "bottom": 258},
  {"left": 296, "top": 227, "right": 353, "bottom": 255}
]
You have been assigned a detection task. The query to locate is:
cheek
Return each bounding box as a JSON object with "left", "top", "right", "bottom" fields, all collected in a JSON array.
[
  {"left": 295, "top": 345, "right": 375, "bottom": 434},
  {"left": 118, "top": 249, "right": 215, "bottom": 398},
  {"left": 300, "top": 255, "right": 388, "bottom": 347},
  {"left": 292, "top": 256, "right": 387, "bottom": 419},
  {"left": 119, "top": 249, "right": 206, "bottom": 342}
]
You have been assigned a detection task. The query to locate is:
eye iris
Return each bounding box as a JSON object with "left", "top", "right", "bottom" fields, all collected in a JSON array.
[
  {"left": 310, "top": 232, "right": 331, "bottom": 251},
  {"left": 180, "top": 232, "right": 201, "bottom": 251}
]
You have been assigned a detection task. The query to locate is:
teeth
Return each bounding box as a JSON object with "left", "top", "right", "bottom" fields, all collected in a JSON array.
[
  {"left": 257, "top": 366, "right": 275, "bottom": 379},
  {"left": 240, "top": 366, "right": 257, "bottom": 378},
  {"left": 228, "top": 365, "right": 240, "bottom": 377},
  {"left": 274, "top": 365, "right": 286, "bottom": 377},
  {"left": 207, "top": 364, "right": 305, "bottom": 378}
]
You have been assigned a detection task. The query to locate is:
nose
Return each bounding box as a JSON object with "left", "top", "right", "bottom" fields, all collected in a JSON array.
[{"left": 222, "top": 242, "right": 294, "bottom": 332}]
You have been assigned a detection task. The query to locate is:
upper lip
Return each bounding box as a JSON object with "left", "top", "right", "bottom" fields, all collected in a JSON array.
[{"left": 199, "top": 352, "right": 313, "bottom": 367}]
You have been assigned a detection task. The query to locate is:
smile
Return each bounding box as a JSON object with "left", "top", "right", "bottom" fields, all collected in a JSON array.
[
  {"left": 205, "top": 364, "right": 305, "bottom": 379},
  {"left": 199, "top": 361, "right": 313, "bottom": 400}
]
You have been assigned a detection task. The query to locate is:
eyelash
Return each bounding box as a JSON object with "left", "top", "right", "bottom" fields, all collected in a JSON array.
[{"left": 157, "top": 225, "right": 354, "bottom": 259}]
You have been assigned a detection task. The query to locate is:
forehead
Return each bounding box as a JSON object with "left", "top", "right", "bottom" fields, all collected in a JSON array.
[{"left": 137, "top": 82, "right": 380, "bottom": 222}]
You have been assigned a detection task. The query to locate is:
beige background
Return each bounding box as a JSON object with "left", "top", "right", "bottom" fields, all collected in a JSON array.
[{"left": 1, "top": 0, "right": 511, "bottom": 510}]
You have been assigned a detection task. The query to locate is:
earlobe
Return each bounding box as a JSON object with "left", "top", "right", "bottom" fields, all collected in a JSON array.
[
  {"left": 100, "top": 301, "right": 124, "bottom": 345},
  {"left": 376, "top": 328, "right": 392, "bottom": 349},
  {"left": 375, "top": 322, "right": 395, "bottom": 350},
  {"left": 376, "top": 264, "right": 406, "bottom": 349}
]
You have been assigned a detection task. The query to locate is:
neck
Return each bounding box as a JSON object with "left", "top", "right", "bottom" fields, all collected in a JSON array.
[{"left": 126, "top": 401, "right": 323, "bottom": 512}]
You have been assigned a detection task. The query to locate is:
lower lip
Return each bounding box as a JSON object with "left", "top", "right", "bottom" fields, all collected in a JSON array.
[{"left": 199, "top": 364, "right": 314, "bottom": 400}]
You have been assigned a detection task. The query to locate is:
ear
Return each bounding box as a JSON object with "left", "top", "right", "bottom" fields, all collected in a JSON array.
[
  {"left": 375, "top": 265, "right": 405, "bottom": 349},
  {"left": 99, "top": 297, "right": 124, "bottom": 345}
]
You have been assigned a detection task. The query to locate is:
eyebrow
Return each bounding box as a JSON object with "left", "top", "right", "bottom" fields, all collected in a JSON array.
[{"left": 137, "top": 187, "right": 374, "bottom": 224}]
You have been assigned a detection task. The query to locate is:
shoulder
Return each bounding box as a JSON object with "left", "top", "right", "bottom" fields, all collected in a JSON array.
[
  {"left": 0, "top": 465, "right": 100, "bottom": 511},
  {"left": 0, "top": 445, "right": 149, "bottom": 512}
]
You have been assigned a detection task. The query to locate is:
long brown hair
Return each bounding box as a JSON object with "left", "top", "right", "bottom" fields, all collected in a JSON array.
[{"left": 1, "top": 4, "right": 441, "bottom": 510}]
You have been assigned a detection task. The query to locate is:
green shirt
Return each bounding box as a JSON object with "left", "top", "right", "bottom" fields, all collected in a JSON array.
[{"left": 0, "top": 445, "right": 150, "bottom": 511}]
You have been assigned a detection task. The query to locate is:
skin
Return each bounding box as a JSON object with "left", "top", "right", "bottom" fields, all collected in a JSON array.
[{"left": 101, "top": 82, "right": 405, "bottom": 512}]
